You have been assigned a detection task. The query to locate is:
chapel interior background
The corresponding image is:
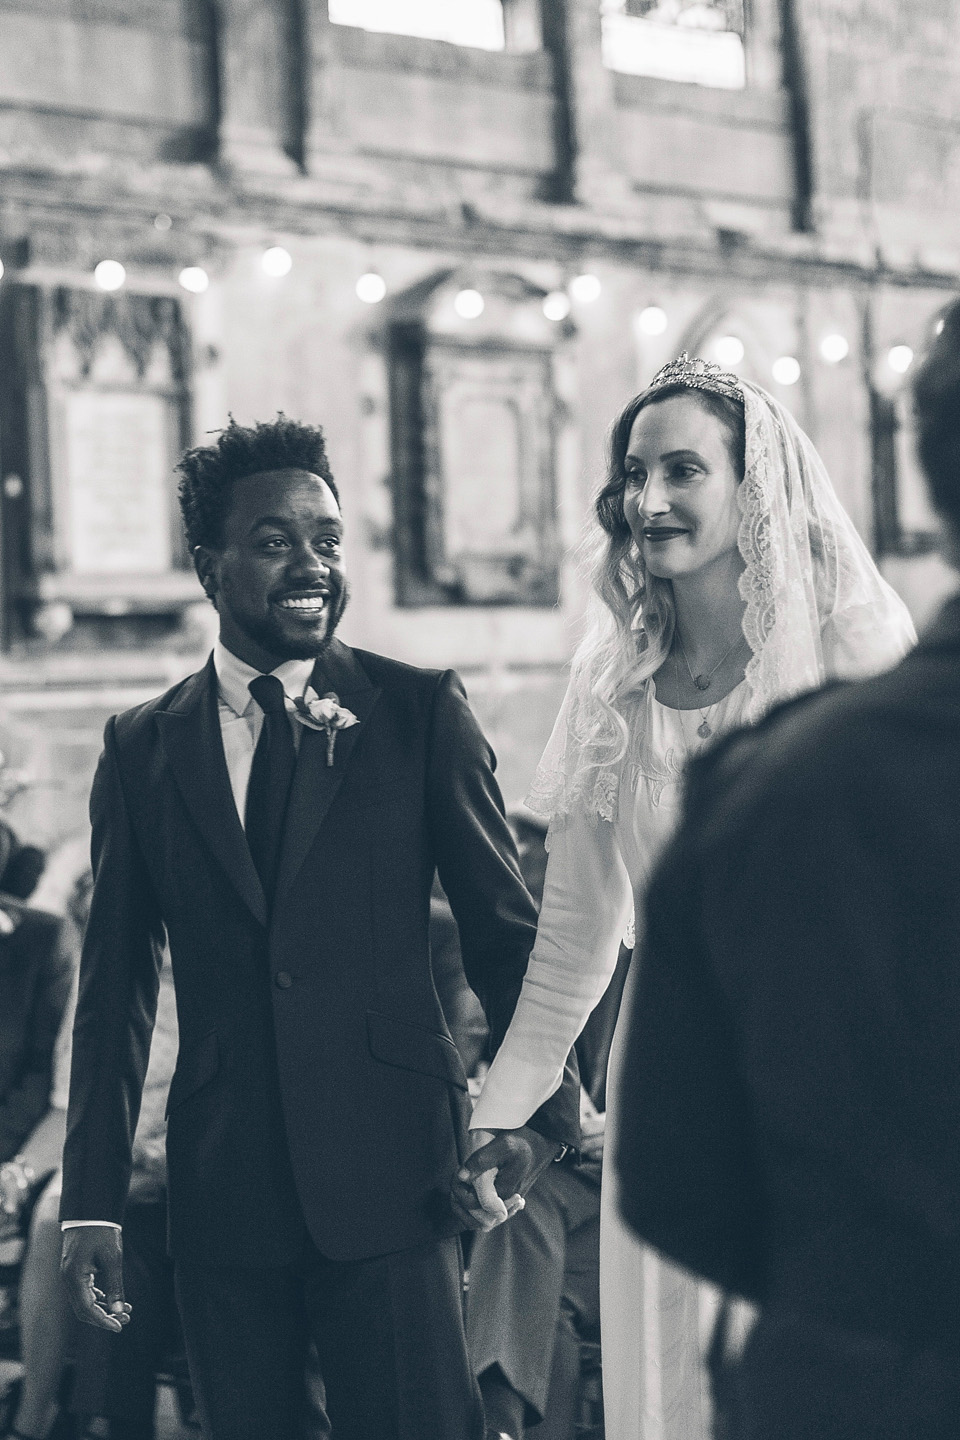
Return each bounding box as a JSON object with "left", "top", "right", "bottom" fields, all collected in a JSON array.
[{"left": 0, "top": 0, "right": 957, "bottom": 890}]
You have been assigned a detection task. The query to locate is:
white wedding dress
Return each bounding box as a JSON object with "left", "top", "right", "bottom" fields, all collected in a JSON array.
[
  {"left": 470, "top": 374, "right": 917, "bottom": 1440},
  {"left": 473, "top": 679, "right": 751, "bottom": 1440}
]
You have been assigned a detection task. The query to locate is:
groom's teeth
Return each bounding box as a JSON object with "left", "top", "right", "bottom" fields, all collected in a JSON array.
[{"left": 278, "top": 596, "right": 326, "bottom": 610}]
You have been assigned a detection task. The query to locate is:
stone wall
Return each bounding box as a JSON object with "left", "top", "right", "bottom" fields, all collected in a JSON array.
[{"left": 0, "top": 0, "right": 957, "bottom": 864}]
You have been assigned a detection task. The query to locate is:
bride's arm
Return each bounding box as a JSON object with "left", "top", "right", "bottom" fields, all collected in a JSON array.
[{"left": 469, "top": 805, "right": 633, "bottom": 1133}]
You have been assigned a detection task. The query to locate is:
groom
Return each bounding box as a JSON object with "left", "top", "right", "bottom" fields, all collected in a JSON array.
[{"left": 59, "top": 416, "right": 579, "bottom": 1440}]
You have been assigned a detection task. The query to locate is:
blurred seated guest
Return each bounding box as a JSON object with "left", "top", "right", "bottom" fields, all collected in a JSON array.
[
  {"left": 0, "top": 825, "right": 70, "bottom": 1173},
  {"left": 466, "top": 813, "right": 630, "bottom": 1440},
  {"left": 615, "top": 300, "right": 960, "bottom": 1440},
  {"left": 0, "top": 820, "right": 47, "bottom": 908},
  {"left": 3, "top": 870, "right": 180, "bottom": 1440}
]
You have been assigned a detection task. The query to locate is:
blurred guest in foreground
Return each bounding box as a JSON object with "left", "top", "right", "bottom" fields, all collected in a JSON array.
[{"left": 615, "top": 298, "right": 960, "bottom": 1440}]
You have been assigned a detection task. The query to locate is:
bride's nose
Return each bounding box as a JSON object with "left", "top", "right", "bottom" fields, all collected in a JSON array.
[{"left": 638, "top": 471, "right": 670, "bottom": 519}]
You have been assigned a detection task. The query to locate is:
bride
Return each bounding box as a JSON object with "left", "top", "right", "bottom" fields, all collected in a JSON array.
[{"left": 460, "top": 353, "right": 916, "bottom": 1440}]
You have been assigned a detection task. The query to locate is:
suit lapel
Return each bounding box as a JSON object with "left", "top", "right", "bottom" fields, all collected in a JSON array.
[
  {"left": 155, "top": 656, "right": 268, "bottom": 928},
  {"left": 275, "top": 641, "right": 381, "bottom": 906}
]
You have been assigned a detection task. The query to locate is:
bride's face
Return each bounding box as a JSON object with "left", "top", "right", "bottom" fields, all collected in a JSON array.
[{"left": 622, "top": 393, "right": 743, "bottom": 583}]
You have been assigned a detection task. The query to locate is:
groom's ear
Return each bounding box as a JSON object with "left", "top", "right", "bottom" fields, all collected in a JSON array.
[{"left": 193, "top": 545, "right": 219, "bottom": 604}]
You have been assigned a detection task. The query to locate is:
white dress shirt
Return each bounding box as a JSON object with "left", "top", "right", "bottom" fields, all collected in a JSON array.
[
  {"left": 212, "top": 641, "right": 316, "bottom": 823},
  {"left": 62, "top": 643, "right": 316, "bottom": 1232}
]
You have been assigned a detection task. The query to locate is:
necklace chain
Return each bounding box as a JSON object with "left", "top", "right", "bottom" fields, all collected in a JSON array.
[
  {"left": 673, "top": 651, "right": 714, "bottom": 741},
  {"left": 676, "top": 628, "right": 746, "bottom": 693}
]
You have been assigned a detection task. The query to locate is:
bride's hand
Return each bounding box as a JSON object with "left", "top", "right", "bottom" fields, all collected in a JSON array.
[
  {"left": 449, "top": 1127, "right": 561, "bottom": 1232},
  {"left": 449, "top": 1129, "right": 519, "bottom": 1231}
]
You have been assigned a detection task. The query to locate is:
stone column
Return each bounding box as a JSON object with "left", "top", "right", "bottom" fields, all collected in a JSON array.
[
  {"left": 216, "top": 0, "right": 301, "bottom": 176},
  {"left": 551, "top": 0, "right": 633, "bottom": 209}
]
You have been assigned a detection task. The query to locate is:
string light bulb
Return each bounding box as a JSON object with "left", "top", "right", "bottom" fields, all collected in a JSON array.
[
  {"left": 887, "top": 345, "right": 913, "bottom": 374},
  {"left": 772, "top": 355, "right": 801, "bottom": 385},
  {"left": 570, "top": 273, "right": 601, "bottom": 304},
  {"left": 636, "top": 305, "right": 668, "bottom": 336},
  {"left": 454, "top": 288, "right": 484, "bottom": 319},
  {"left": 356, "top": 272, "right": 387, "bottom": 304},
  {"left": 819, "top": 333, "right": 849, "bottom": 364},
  {"left": 179, "top": 266, "right": 209, "bottom": 295},
  {"left": 543, "top": 291, "right": 571, "bottom": 322},
  {"left": 94, "top": 261, "right": 126, "bottom": 292},
  {"left": 261, "top": 246, "right": 292, "bottom": 278},
  {"left": 713, "top": 336, "right": 745, "bottom": 366}
]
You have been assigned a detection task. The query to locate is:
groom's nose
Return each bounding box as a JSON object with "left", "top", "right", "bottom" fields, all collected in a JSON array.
[{"left": 286, "top": 541, "right": 331, "bottom": 583}]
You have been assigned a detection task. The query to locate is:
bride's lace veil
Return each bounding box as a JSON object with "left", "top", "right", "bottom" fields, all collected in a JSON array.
[{"left": 527, "top": 357, "right": 917, "bottom": 827}]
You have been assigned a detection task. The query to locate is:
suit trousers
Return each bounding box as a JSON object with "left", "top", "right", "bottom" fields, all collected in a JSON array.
[
  {"left": 174, "top": 1231, "right": 485, "bottom": 1440},
  {"left": 466, "top": 1159, "right": 601, "bottom": 1426}
]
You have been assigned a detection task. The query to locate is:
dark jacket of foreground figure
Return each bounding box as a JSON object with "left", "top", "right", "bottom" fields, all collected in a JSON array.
[
  {"left": 616, "top": 595, "right": 960, "bottom": 1430},
  {"left": 60, "top": 640, "right": 579, "bottom": 1265}
]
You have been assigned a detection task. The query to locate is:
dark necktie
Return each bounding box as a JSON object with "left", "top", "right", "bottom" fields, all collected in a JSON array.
[{"left": 245, "top": 674, "right": 297, "bottom": 906}]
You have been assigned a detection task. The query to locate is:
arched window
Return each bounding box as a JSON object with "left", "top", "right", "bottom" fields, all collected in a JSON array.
[{"left": 601, "top": 0, "right": 746, "bottom": 89}]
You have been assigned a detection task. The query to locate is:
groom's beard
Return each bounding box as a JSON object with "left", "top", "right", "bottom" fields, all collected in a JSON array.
[{"left": 236, "top": 577, "right": 351, "bottom": 663}]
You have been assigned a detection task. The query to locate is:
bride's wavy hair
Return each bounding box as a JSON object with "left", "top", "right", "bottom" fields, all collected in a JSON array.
[{"left": 571, "top": 381, "right": 746, "bottom": 762}]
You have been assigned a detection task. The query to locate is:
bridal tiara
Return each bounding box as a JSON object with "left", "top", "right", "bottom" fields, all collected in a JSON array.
[{"left": 644, "top": 351, "right": 743, "bottom": 403}]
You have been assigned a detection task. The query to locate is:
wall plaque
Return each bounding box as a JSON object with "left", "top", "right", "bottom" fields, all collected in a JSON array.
[
  {"left": 65, "top": 391, "right": 172, "bottom": 575},
  {"left": 388, "top": 269, "right": 563, "bottom": 607},
  {"left": 0, "top": 282, "right": 193, "bottom": 645}
]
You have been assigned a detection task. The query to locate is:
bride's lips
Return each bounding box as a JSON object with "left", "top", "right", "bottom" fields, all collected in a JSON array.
[{"left": 642, "top": 527, "right": 688, "bottom": 542}]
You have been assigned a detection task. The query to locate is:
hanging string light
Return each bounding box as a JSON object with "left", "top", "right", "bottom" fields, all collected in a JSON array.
[{"left": 261, "top": 246, "right": 293, "bottom": 277}]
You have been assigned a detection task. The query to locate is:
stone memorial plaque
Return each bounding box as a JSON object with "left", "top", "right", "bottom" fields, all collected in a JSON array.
[{"left": 64, "top": 391, "right": 173, "bottom": 575}]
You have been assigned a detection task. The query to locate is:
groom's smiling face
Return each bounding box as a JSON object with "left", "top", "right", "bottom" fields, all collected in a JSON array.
[{"left": 195, "top": 468, "right": 349, "bottom": 672}]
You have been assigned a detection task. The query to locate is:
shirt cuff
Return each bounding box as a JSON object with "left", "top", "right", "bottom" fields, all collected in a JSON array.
[{"left": 60, "top": 1220, "right": 122, "bottom": 1231}]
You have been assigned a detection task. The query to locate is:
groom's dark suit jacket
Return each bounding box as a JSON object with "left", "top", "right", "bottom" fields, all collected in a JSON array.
[
  {"left": 61, "top": 641, "right": 579, "bottom": 1266},
  {"left": 617, "top": 593, "right": 960, "bottom": 1353}
]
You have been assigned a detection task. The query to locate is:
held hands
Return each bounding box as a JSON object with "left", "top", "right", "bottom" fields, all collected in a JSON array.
[
  {"left": 450, "top": 1125, "right": 564, "bottom": 1232},
  {"left": 60, "top": 1225, "right": 132, "bottom": 1333}
]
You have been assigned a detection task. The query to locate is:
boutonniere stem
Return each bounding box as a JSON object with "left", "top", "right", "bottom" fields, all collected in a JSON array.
[{"left": 292, "top": 688, "right": 359, "bottom": 766}]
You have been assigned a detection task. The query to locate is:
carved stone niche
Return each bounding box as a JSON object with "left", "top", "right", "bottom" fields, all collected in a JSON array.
[
  {"left": 387, "top": 269, "right": 566, "bottom": 607},
  {"left": 0, "top": 283, "right": 194, "bottom": 647}
]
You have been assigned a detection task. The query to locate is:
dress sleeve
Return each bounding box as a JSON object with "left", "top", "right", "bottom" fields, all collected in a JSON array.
[{"left": 469, "top": 806, "right": 633, "bottom": 1131}]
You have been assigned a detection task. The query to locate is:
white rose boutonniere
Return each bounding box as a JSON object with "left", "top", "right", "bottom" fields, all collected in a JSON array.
[{"left": 292, "top": 687, "right": 359, "bottom": 766}]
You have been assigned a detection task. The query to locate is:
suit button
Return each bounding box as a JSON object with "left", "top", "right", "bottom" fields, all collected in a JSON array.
[{"left": 275, "top": 971, "right": 293, "bottom": 989}]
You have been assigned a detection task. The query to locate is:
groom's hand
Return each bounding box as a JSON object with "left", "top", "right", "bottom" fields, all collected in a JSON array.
[
  {"left": 450, "top": 1126, "right": 564, "bottom": 1232},
  {"left": 61, "top": 1225, "right": 131, "bottom": 1332}
]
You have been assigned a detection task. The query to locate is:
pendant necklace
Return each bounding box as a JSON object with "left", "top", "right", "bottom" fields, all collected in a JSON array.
[
  {"left": 676, "top": 628, "right": 746, "bottom": 693},
  {"left": 674, "top": 651, "right": 714, "bottom": 741}
]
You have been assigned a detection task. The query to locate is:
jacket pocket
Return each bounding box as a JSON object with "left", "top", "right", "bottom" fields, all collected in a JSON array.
[
  {"left": 165, "top": 1031, "right": 219, "bottom": 1117},
  {"left": 366, "top": 1011, "right": 468, "bottom": 1091}
]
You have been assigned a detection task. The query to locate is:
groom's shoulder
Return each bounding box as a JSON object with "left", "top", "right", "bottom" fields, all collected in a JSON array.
[
  {"left": 350, "top": 646, "right": 455, "bottom": 698},
  {"left": 109, "top": 666, "right": 208, "bottom": 748}
]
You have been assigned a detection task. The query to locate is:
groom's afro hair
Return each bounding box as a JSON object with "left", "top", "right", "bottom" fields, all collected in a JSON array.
[
  {"left": 177, "top": 414, "right": 339, "bottom": 552},
  {"left": 914, "top": 300, "right": 960, "bottom": 528}
]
